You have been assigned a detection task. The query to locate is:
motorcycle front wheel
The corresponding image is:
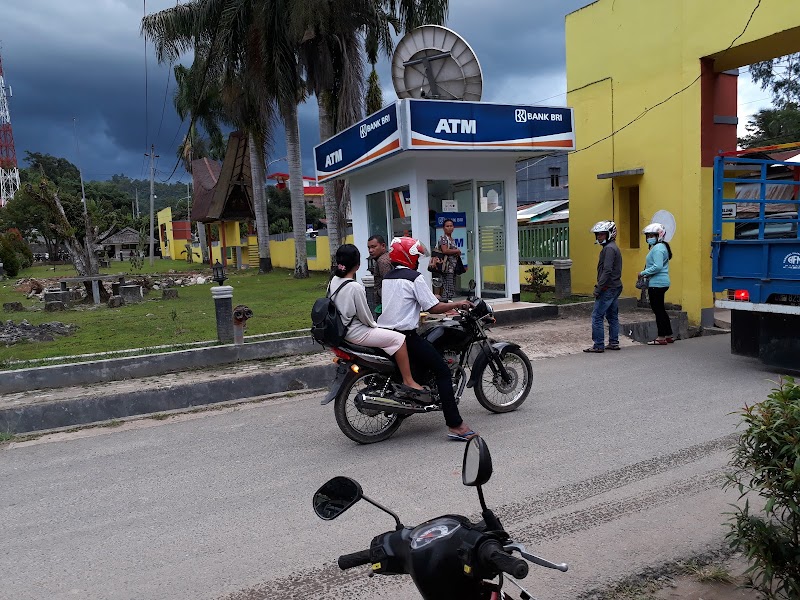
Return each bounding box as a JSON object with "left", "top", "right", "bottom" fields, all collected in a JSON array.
[
  {"left": 475, "top": 347, "right": 533, "bottom": 413},
  {"left": 334, "top": 372, "right": 403, "bottom": 444}
]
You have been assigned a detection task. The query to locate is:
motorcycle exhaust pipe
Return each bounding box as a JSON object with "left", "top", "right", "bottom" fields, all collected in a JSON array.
[{"left": 355, "top": 393, "right": 439, "bottom": 415}]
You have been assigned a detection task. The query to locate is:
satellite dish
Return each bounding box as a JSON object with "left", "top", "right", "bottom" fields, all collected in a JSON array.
[
  {"left": 392, "top": 25, "right": 483, "bottom": 102},
  {"left": 651, "top": 210, "right": 677, "bottom": 242}
]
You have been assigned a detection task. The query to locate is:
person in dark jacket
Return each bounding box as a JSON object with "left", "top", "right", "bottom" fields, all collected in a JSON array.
[{"left": 584, "top": 221, "right": 623, "bottom": 353}]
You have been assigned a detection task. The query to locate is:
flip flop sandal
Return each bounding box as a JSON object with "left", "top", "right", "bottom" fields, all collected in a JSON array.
[
  {"left": 605, "top": 345, "right": 621, "bottom": 351},
  {"left": 583, "top": 347, "right": 605, "bottom": 353},
  {"left": 396, "top": 384, "right": 432, "bottom": 401},
  {"left": 666, "top": 337, "right": 675, "bottom": 343},
  {"left": 448, "top": 430, "right": 478, "bottom": 442},
  {"left": 647, "top": 339, "right": 668, "bottom": 345}
]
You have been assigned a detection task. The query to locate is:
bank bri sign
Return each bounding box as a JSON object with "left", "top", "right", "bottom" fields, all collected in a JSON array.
[{"left": 314, "top": 99, "right": 575, "bottom": 183}]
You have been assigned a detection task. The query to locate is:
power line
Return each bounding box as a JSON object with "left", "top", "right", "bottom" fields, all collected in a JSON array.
[
  {"left": 156, "top": 65, "right": 171, "bottom": 145},
  {"left": 572, "top": 0, "right": 763, "bottom": 156}
]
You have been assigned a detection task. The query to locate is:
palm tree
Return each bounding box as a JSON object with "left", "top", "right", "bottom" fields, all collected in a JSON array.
[
  {"left": 295, "top": 0, "right": 449, "bottom": 263},
  {"left": 294, "top": 0, "right": 395, "bottom": 263},
  {"left": 142, "top": 1, "right": 280, "bottom": 273}
]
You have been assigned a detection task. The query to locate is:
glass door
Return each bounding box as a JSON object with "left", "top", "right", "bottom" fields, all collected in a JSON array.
[
  {"left": 477, "top": 181, "right": 506, "bottom": 298},
  {"left": 427, "top": 180, "right": 474, "bottom": 299}
]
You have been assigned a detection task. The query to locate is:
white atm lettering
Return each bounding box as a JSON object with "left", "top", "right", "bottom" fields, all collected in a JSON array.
[
  {"left": 435, "top": 118, "right": 477, "bottom": 134},
  {"left": 325, "top": 149, "right": 343, "bottom": 168}
]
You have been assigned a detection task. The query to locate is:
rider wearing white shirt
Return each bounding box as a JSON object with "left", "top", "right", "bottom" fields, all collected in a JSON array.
[{"left": 377, "top": 237, "right": 477, "bottom": 441}]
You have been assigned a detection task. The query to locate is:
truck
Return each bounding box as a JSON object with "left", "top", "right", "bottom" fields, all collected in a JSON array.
[{"left": 711, "top": 146, "right": 800, "bottom": 372}]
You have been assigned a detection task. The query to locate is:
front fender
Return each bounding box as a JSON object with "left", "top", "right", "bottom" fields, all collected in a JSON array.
[{"left": 466, "top": 342, "right": 521, "bottom": 388}]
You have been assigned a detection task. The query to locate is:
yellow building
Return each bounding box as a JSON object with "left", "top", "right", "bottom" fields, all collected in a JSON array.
[
  {"left": 565, "top": 0, "right": 800, "bottom": 324},
  {"left": 157, "top": 207, "right": 202, "bottom": 262}
]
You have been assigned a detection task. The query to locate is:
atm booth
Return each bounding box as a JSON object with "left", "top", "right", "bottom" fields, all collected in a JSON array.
[{"left": 314, "top": 99, "right": 575, "bottom": 300}]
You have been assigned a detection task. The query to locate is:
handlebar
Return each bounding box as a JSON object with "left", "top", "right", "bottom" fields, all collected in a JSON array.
[
  {"left": 338, "top": 549, "right": 372, "bottom": 570},
  {"left": 479, "top": 541, "right": 529, "bottom": 580}
]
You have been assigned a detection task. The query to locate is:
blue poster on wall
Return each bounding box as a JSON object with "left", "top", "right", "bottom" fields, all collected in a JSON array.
[{"left": 435, "top": 212, "right": 468, "bottom": 267}]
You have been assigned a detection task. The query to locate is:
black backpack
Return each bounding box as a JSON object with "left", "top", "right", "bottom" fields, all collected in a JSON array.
[{"left": 310, "top": 279, "right": 355, "bottom": 346}]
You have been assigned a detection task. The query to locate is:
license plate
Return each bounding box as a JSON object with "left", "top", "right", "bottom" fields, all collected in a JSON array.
[{"left": 771, "top": 294, "right": 800, "bottom": 306}]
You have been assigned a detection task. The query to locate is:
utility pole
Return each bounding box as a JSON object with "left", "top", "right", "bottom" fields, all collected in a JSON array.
[
  {"left": 135, "top": 188, "right": 139, "bottom": 218},
  {"left": 146, "top": 145, "right": 158, "bottom": 265}
]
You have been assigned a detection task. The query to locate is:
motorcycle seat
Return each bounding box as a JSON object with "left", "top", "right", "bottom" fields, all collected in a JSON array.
[{"left": 340, "top": 341, "right": 393, "bottom": 358}]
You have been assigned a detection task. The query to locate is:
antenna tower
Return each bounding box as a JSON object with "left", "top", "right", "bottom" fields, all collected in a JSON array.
[{"left": 0, "top": 51, "right": 20, "bottom": 207}]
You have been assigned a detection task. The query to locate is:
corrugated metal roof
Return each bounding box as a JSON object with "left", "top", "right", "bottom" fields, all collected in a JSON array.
[{"left": 516, "top": 199, "right": 569, "bottom": 221}]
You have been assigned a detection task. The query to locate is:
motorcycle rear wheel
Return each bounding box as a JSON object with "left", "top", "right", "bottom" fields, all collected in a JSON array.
[
  {"left": 475, "top": 347, "right": 532, "bottom": 413},
  {"left": 334, "top": 372, "right": 403, "bottom": 444}
]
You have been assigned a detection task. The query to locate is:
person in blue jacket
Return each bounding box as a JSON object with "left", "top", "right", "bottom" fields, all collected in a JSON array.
[{"left": 640, "top": 223, "right": 673, "bottom": 345}]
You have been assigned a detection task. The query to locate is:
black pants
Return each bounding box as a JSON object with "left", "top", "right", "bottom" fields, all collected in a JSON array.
[
  {"left": 648, "top": 287, "right": 673, "bottom": 337},
  {"left": 401, "top": 331, "right": 463, "bottom": 428}
]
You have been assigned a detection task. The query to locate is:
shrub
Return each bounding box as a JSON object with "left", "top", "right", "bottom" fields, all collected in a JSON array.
[
  {"left": 0, "top": 235, "right": 21, "bottom": 277},
  {"left": 725, "top": 377, "right": 800, "bottom": 599},
  {"left": 525, "top": 265, "right": 549, "bottom": 300}
]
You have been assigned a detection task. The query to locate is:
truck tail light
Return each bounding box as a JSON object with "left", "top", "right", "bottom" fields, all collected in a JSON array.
[{"left": 734, "top": 289, "right": 750, "bottom": 302}]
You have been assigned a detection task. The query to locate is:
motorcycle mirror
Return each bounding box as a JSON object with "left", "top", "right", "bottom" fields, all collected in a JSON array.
[
  {"left": 313, "top": 476, "right": 363, "bottom": 521},
  {"left": 468, "top": 279, "right": 476, "bottom": 291},
  {"left": 462, "top": 436, "right": 493, "bottom": 487}
]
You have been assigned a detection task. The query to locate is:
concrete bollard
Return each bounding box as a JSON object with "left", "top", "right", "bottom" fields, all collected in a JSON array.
[
  {"left": 362, "top": 275, "right": 377, "bottom": 314},
  {"left": 552, "top": 259, "right": 573, "bottom": 299},
  {"left": 212, "top": 285, "right": 234, "bottom": 344}
]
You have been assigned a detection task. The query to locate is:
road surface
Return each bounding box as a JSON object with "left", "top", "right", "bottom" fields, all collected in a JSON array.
[{"left": 0, "top": 335, "right": 782, "bottom": 599}]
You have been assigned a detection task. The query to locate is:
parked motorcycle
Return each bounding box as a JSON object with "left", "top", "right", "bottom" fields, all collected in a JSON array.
[
  {"left": 313, "top": 436, "right": 568, "bottom": 599},
  {"left": 321, "top": 289, "right": 533, "bottom": 444}
]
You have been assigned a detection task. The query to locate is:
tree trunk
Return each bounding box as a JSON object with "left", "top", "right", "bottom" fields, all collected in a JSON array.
[
  {"left": 280, "top": 99, "right": 309, "bottom": 279},
  {"left": 248, "top": 132, "right": 273, "bottom": 273},
  {"left": 318, "top": 95, "right": 341, "bottom": 267}
]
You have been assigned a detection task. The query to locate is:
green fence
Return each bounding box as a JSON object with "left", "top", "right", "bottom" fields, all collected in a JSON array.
[{"left": 518, "top": 223, "right": 569, "bottom": 262}]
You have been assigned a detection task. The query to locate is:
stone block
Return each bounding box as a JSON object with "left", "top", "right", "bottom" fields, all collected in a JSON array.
[
  {"left": 3, "top": 302, "right": 24, "bottom": 312},
  {"left": 107, "top": 295, "right": 124, "bottom": 308},
  {"left": 119, "top": 284, "right": 143, "bottom": 304},
  {"left": 162, "top": 288, "right": 179, "bottom": 300},
  {"left": 43, "top": 290, "right": 71, "bottom": 306},
  {"left": 45, "top": 301, "right": 66, "bottom": 312}
]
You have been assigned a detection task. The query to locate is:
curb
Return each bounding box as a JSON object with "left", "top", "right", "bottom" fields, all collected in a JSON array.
[
  {"left": 0, "top": 362, "right": 336, "bottom": 434},
  {"left": 1, "top": 336, "right": 321, "bottom": 395}
]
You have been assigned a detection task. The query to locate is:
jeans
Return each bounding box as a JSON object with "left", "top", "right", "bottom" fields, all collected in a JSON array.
[
  {"left": 648, "top": 287, "right": 673, "bottom": 337},
  {"left": 401, "top": 331, "right": 463, "bottom": 428},
  {"left": 591, "top": 287, "right": 623, "bottom": 349}
]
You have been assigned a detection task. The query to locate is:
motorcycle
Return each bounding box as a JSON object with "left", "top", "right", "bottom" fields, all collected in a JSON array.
[
  {"left": 321, "top": 286, "right": 534, "bottom": 444},
  {"left": 313, "top": 435, "right": 568, "bottom": 599}
]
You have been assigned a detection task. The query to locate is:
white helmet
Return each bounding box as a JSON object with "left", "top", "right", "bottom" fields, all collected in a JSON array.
[
  {"left": 642, "top": 222, "right": 666, "bottom": 243},
  {"left": 590, "top": 220, "right": 617, "bottom": 244}
]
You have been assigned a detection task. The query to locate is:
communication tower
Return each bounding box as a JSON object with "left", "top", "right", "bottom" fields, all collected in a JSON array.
[{"left": 0, "top": 51, "right": 20, "bottom": 207}]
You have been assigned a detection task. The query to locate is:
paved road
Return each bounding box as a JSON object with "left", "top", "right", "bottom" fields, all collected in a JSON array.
[{"left": 0, "top": 335, "right": 782, "bottom": 600}]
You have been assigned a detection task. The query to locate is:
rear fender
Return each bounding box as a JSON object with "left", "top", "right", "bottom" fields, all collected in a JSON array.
[
  {"left": 466, "top": 342, "right": 520, "bottom": 388},
  {"left": 321, "top": 362, "right": 359, "bottom": 405}
]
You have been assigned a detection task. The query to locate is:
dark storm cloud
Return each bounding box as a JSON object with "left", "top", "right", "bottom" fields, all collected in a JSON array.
[{"left": 2, "top": 0, "right": 592, "bottom": 182}]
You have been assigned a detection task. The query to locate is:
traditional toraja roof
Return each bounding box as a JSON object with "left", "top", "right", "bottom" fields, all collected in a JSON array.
[
  {"left": 205, "top": 131, "right": 254, "bottom": 222},
  {"left": 98, "top": 226, "right": 156, "bottom": 245},
  {"left": 191, "top": 157, "right": 222, "bottom": 222}
]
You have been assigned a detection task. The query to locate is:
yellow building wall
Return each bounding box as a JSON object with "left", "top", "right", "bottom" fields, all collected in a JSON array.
[
  {"left": 566, "top": 0, "right": 800, "bottom": 323},
  {"left": 157, "top": 207, "right": 182, "bottom": 261}
]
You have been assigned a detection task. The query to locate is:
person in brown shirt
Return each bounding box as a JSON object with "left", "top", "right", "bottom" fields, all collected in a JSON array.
[{"left": 367, "top": 235, "right": 393, "bottom": 313}]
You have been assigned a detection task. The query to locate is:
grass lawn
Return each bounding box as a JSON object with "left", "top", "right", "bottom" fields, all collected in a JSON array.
[
  {"left": 1, "top": 262, "right": 329, "bottom": 365},
  {"left": 520, "top": 291, "right": 594, "bottom": 305}
]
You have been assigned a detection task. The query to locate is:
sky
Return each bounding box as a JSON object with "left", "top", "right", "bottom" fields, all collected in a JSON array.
[{"left": 0, "top": 0, "right": 775, "bottom": 185}]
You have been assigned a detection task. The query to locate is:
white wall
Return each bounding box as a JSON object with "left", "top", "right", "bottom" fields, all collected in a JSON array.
[{"left": 349, "top": 152, "right": 523, "bottom": 297}]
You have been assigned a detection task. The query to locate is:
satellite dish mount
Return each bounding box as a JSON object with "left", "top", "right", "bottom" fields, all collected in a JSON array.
[{"left": 392, "top": 25, "right": 483, "bottom": 102}]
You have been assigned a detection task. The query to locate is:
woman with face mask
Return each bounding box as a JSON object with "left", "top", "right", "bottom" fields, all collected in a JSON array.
[{"left": 640, "top": 223, "right": 674, "bottom": 345}]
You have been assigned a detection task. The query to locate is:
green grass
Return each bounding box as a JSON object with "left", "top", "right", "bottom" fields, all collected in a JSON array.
[
  {"left": 21, "top": 258, "right": 206, "bottom": 278},
  {"left": 1, "top": 264, "right": 329, "bottom": 366},
  {"left": 520, "top": 291, "right": 594, "bottom": 305}
]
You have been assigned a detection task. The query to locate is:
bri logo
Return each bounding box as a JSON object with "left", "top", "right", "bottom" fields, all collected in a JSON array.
[
  {"left": 783, "top": 252, "right": 800, "bottom": 270},
  {"left": 514, "top": 109, "right": 563, "bottom": 123}
]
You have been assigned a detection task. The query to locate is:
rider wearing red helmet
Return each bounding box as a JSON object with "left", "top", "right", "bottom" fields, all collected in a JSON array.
[{"left": 378, "top": 237, "right": 477, "bottom": 441}]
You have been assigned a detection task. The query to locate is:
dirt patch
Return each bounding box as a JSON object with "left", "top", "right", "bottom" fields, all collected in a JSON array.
[{"left": 581, "top": 553, "right": 760, "bottom": 600}]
